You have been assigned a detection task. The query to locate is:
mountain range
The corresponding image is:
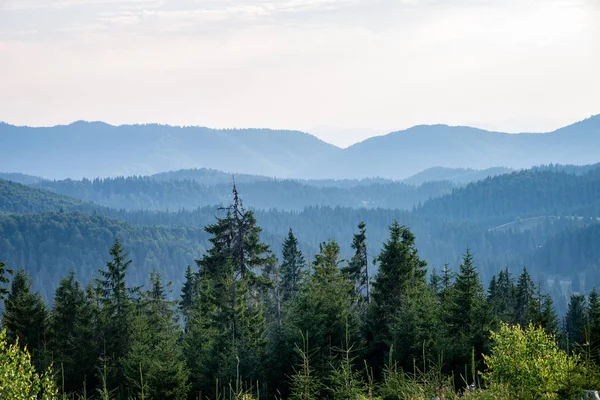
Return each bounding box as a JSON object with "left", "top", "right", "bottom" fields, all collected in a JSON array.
[{"left": 1, "top": 115, "right": 599, "bottom": 179}]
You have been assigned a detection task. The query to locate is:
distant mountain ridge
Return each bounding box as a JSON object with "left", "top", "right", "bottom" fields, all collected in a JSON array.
[{"left": 1, "top": 115, "right": 599, "bottom": 179}]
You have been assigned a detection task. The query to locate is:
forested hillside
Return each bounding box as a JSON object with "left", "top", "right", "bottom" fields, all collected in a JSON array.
[
  {"left": 417, "top": 167, "right": 600, "bottom": 224},
  {"left": 0, "top": 211, "right": 208, "bottom": 300},
  {"left": 0, "top": 178, "right": 98, "bottom": 214},
  {"left": 31, "top": 176, "right": 454, "bottom": 211},
  {"left": 1, "top": 190, "right": 599, "bottom": 400},
  {"left": 1, "top": 166, "right": 599, "bottom": 309}
]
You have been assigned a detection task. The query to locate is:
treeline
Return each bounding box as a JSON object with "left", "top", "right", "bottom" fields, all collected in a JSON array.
[
  {"left": 417, "top": 168, "right": 600, "bottom": 224},
  {"left": 1, "top": 190, "right": 600, "bottom": 399},
  {"left": 31, "top": 176, "right": 454, "bottom": 211}
]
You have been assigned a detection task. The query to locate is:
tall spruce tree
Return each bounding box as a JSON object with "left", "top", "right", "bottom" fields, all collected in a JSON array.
[
  {"left": 445, "top": 248, "right": 490, "bottom": 377},
  {"left": 515, "top": 267, "right": 536, "bottom": 327},
  {"left": 280, "top": 228, "right": 305, "bottom": 303},
  {"left": 366, "top": 221, "right": 427, "bottom": 371},
  {"left": 587, "top": 288, "right": 600, "bottom": 363},
  {"left": 343, "top": 221, "right": 371, "bottom": 304},
  {"left": 529, "top": 279, "right": 558, "bottom": 335},
  {"left": 487, "top": 267, "right": 516, "bottom": 325},
  {"left": 187, "top": 184, "right": 274, "bottom": 396},
  {"left": 97, "top": 238, "right": 137, "bottom": 397},
  {"left": 2, "top": 269, "right": 48, "bottom": 370},
  {"left": 564, "top": 294, "right": 587, "bottom": 351},
  {"left": 286, "top": 240, "right": 358, "bottom": 393},
  {"left": 49, "top": 271, "right": 98, "bottom": 395},
  {"left": 125, "top": 272, "right": 188, "bottom": 400}
]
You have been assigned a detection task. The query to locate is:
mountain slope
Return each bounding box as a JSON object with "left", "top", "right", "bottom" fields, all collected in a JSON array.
[
  {"left": 403, "top": 166, "right": 513, "bottom": 185},
  {"left": 312, "top": 115, "right": 600, "bottom": 179},
  {"left": 0, "top": 121, "right": 339, "bottom": 179},
  {"left": 1, "top": 115, "right": 599, "bottom": 180},
  {"left": 0, "top": 178, "right": 99, "bottom": 214}
]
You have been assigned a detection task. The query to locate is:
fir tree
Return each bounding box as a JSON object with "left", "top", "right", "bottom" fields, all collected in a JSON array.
[
  {"left": 286, "top": 240, "right": 357, "bottom": 388},
  {"left": 445, "top": 248, "right": 490, "bottom": 377},
  {"left": 515, "top": 267, "right": 536, "bottom": 327},
  {"left": 179, "top": 265, "right": 197, "bottom": 324},
  {"left": 48, "top": 271, "right": 98, "bottom": 395},
  {"left": 2, "top": 269, "right": 48, "bottom": 370},
  {"left": 488, "top": 267, "right": 516, "bottom": 325},
  {"left": 0, "top": 261, "right": 12, "bottom": 303},
  {"left": 280, "top": 228, "right": 305, "bottom": 303},
  {"left": 564, "top": 294, "right": 587, "bottom": 351},
  {"left": 343, "top": 221, "right": 371, "bottom": 304},
  {"left": 366, "top": 221, "right": 427, "bottom": 371},
  {"left": 125, "top": 271, "right": 189, "bottom": 400},
  {"left": 187, "top": 184, "right": 273, "bottom": 395},
  {"left": 529, "top": 278, "right": 558, "bottom": 335},
  {"left": 97, "top": 238, "right": 137, "bottom": 397},
  {"left": 587, "top": 288, "right": 600, "bottom": 363}
]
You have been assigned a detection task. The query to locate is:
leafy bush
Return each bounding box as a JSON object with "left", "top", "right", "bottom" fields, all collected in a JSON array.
[
  {"left": 483, "top": 323, "right": 586, "bottom": 399},
  {"left": 0, "top": 328, "right": 58, "bottom": 399}
]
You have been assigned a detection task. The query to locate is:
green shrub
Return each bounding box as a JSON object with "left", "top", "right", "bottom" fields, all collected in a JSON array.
[{"left": 0, "top": 328, "right": 58, "bottom": 399}]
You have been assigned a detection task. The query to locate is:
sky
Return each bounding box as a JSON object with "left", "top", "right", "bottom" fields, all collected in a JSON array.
[{"left": 0, "top": 0, "right": 599, "bottom": 147}]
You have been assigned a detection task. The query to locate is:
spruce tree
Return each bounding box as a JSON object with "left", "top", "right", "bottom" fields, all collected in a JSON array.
[
  {"left": 2, "top": 269, "right": 48, "bottom": 370},
  {"left": 439, "top": 262, "right": 455, "bottom": 302},
  {"left": 564, "top": 294, "right": 587, "bottom": 351},
  {"left": 179, "top": 265, "right": 197, "bottom": 324},
  {"left": 445, "top": 248, "right": 490, "bottom": 377},
  {"left": 487, "top": 267, "right": 516, "bottom": 325},
  {"left": 0, "top": 261, "right": 12, "bottom": 303},
  {"left": 125, "top": 271, "right": 188, "bottom": 400},
  {"left": 187, "top": 184, "right": 273, "bottom": 395},
  {"left": 49, "top": 271, "right": 98, "bottom": 395},
  {"left": 529, "top": 279, "right": 558, "bottom": 335},
  {"left": 343, "top": 221, "right": 370, "bottom": 304},
  {"left": 286, "top": 240, "right": 358, "bottom": 390},
  {"left": 280, "top": 228, "right": 305, "bottom": 303},
  {"left": 366, "top": 221, "right": 427, "bottom": 371},
  {"left": 515, "top": 267, "right": 536, "bottom": 327},
  {"left": 587, "top": 288, "right": 600, "bottom": 363},
  {"left": 97, "top": 238, "right": 137, "bottom": 396}
]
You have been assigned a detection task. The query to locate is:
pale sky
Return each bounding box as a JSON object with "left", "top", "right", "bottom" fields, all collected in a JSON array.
[{"left": 0, "top": 0, "right": 599, "bottom": 147}]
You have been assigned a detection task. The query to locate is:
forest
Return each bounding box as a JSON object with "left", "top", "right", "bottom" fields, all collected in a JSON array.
[
  {"left": 2, "top": 163, "right": 600, "bottom": 398},
  {"left": 1, "top": 185, "right": 600, "bottom": 399}
]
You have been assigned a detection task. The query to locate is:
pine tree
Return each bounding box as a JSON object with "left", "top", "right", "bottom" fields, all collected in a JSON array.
[
  {"left": 529, "top": 279, "right": 558, "bottom": 335},
  {"left": 439, "top": 262, "right": 455, "bottom": 302},
  {"left": 588, "top": 288, "right": 600, "bottom": 363},
  {"left": 286, "top": 240, "right": 358, "bottom": 389},
  {"left": 125, "top": 271, "right": 189, "bottom": 400},
  {"left": 515, "top": 267, "right": 536, "bottom": 327},
  {"left": 0, "top": 261, "right": 12, "bottom": 303},
  {"left": 187, "top": 184, "right": 273, "bottom": 396},
  {"left": 97, "top": 238, "right": 137, "bottom": 396},
  {"left": 49, "top": 271, "right": 98, "bottom": 395},
  {"left": 564, "top": 294, "right": 587, "bottom": 351},
  {"left": 488, "top": 267, "right": 516, "bottom": 325},
  {"left": 280, "top": 228, "right": 305, "bottom": 303},
  {"left": 445, "top": 248, "right": 490, "bottom": 377},
  {"left": 366, "top": 221, "right": 427, "bottom": 372},
  {"left": 429, "top": 268, "right": 441, "bottom": 298},
  {"left": 2, "top": 269, "right": 48, "bottom": 370},
  {"left": 343, "top": 222, "right": 371, "bottom": 304},
  {"left": 179, "top": 265, "right": 197, "bottom": 325}
]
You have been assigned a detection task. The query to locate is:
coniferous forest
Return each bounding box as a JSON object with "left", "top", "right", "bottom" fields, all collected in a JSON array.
[{"left": 1, "top": 180, "right": 600, "bottom": 399}]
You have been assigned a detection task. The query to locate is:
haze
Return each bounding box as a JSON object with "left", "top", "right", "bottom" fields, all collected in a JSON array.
[{"left": 0, "top": 0, "right": 599, "bottom": 147}]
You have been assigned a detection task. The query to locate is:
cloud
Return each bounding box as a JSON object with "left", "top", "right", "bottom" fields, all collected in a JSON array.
[{"left": 0, "top": 0, "right": 598, "bottom": 140}]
